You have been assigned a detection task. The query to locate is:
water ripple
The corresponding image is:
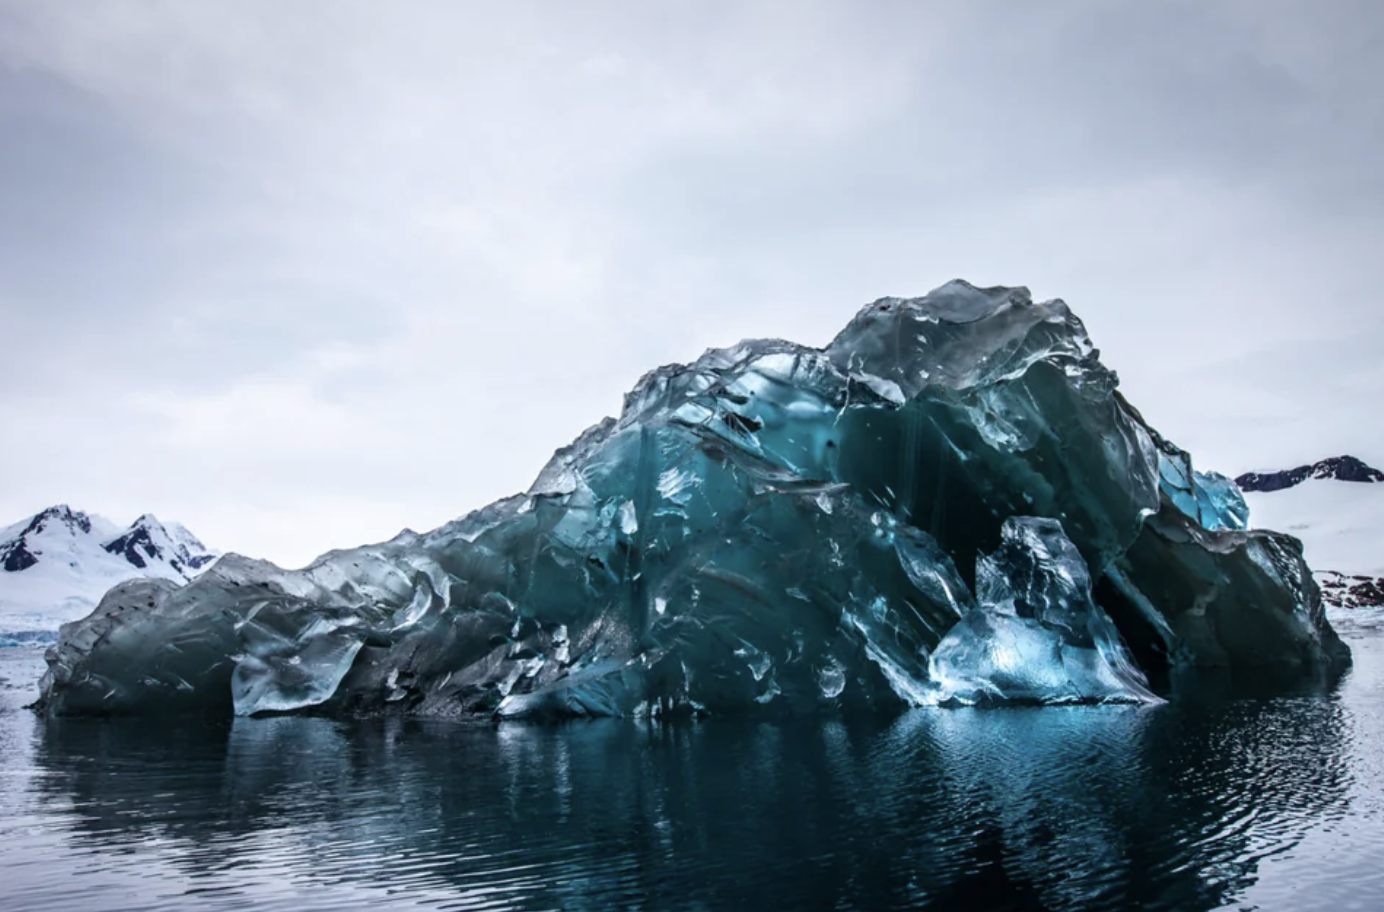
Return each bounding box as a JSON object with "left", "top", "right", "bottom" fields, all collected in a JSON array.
[{"left": 3, "top": 637, "right": 1384, "bottom": 910}]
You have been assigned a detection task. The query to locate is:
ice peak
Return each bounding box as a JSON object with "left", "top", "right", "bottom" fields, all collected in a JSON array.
[
  {"left": 894, "top": 279, "right": 1037, "bottom": 323},
  {"left": 827, "top": 281, "right": 1091, "bottom": 398}
]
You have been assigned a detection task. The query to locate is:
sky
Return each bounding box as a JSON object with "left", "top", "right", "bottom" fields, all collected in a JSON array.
[{"left": 1, "top": 1, "right": 1382, "bottom": 568}]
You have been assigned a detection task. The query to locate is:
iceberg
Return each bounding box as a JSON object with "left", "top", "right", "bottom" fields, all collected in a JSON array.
[{"left": 36, "top": 281, "right": 1349, "bottom": 718}]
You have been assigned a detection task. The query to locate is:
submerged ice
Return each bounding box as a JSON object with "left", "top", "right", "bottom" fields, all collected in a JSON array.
[{"left": 37, "top": 282, "right": 1349, "bottom": 718}]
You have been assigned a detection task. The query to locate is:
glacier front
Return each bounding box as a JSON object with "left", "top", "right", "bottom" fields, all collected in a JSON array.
[{"left": 36, "top": 282, "right": 1349, "bottom": 718}]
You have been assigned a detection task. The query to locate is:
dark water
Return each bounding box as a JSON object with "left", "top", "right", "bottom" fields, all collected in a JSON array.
[{"left": 4, "top": 615, "right": 1384, "bottom": 912}]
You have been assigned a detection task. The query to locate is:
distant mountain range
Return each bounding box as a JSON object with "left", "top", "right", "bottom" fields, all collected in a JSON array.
[
  {"left": 0, "top": 505, "right": 218, "bottom": 642},
  {"left": 1236, "top": 455, "right": 1384, "bottom": 493},
  {"left": 1238, "top": 456, "right": 1384, "bottom": 610}
]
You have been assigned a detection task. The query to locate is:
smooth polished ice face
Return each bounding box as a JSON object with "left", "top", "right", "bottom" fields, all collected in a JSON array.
[{"left": 36, "top": 281, "right": 1349, "bottom": 719}]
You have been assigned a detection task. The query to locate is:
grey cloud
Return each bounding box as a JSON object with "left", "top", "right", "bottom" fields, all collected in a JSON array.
[{"left": 1, "top": 1, "right": 1381, "bottom": 566}]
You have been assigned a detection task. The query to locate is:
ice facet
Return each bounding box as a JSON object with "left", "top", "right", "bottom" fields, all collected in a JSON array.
[
  {"left": 1192, "top": 471, "right": 1250, "bottom": 532},
  {"left": 1156, "top": 441, "right": 1250, "bottom": 532},
  {"left": 927, "top": 518, "right": 1159, "bottom": 705},
  {"left": 36, "top": 280, "right": 1348, "bottom": 719}
]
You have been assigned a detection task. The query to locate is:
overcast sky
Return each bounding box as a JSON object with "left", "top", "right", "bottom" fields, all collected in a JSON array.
[{"left": 2, "top": 1, "right": 1382, "bottom": 567}]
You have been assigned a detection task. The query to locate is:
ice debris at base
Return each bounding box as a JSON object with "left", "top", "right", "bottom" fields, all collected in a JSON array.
[{"left": 36, "top": 281, "right": 1350, "bottom": 719}]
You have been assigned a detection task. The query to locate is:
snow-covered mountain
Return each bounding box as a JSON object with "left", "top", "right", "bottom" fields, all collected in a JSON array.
[
  {"left": 0, "top": 505, "right": 218, "bottom": 641},
  {"left": 1237, "top": 457, "right": 1384, "bottom": 609}
]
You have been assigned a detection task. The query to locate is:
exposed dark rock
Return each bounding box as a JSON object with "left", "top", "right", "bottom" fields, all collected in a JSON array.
[
  {"left": 1236, "top": 456, "right": 1384, "bottom": 493},
  {"left": 102, "top": 527, "right": 157, "bottom": 569},
  {"left": 1318, "top": 572, "right": 1384, "bottom": 610},
  {"left": 0, "top": 542, "right": 37, "bottom": 573}
]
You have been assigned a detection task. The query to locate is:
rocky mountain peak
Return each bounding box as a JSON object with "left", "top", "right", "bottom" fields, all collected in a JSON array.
[{"left": 1235, "top": 456, "right": 1384, "bottom": 493}]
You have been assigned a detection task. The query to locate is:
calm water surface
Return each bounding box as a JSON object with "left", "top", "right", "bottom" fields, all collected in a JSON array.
[{"left": 4, "top": 611, "right": 1384, "bottom": 911}]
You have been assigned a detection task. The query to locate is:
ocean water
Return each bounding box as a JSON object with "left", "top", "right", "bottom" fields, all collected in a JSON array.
[{"left": 3, "top": 612, "right": 1384, "bottom": 912}]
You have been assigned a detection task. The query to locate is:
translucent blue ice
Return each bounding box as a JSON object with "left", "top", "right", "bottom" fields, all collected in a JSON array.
[
  {"left": 37, "top": 281, "right": 1347, "bottom": 718},
  {"left": 927, "top": 517, "right": 1159, "bottom": 705},
  {"left": 1192, "top": 471, "right": 1250, "bottom": 532},
  {"left": 1157, "top": 445, "right": 1249, "bottom": 532}
]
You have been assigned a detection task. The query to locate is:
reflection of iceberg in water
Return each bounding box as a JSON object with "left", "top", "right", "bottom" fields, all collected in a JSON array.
[{"left": 24, "top": 686, "right": 1354, "bottom": 911}]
